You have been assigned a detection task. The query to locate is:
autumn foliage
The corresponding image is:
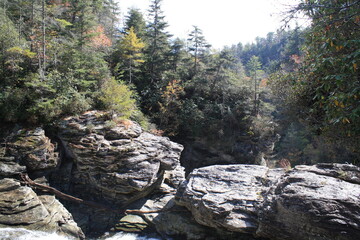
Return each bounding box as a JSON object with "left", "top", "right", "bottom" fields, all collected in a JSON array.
[{"left": 87, "top": 25, "right": 112, "bottom": 48}]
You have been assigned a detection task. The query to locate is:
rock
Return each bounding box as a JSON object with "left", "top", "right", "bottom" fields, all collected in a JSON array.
[
  {"left": 114, "top": 215, "right": 148, "bottom": 232},
  {"left": 164, "top": 165, "right": 186, "bottom": 189},
  {"left": 0, "top": 178, "right": 84, "bottom": 239},
  {"left": 57, "top": 111, "right": 184, "bottom": 206},
  {"left": 0, "top": 157, "right": 26, "bottom": 176},
  {"left": 176, "top": 165, "right": 282, "bottom": 234},
  {"left": 2, "top": 127, "right": 59, "bottom": 172},
  {"left": 258, "top": 163, "right": 360, "bottom": 240},
  {"left": 176, "top": 163, "right": 360, "bottom": 240},
  {"left": 123, "top": 190, "right": 219, "bottom": 239},
  {"left": 117, "top": 175, "right": 255, "bottom": 240}
]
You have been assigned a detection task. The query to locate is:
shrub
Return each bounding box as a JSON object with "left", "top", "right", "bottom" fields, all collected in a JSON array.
[{"left": 98, "top": 78, "right": 137, "bottom": 119}]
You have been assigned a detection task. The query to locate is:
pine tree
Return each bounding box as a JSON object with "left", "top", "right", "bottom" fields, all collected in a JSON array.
[
  {"left": 187, "top": 25, "right": 211, "bottom": 75},
  {"left": 117, "top": 26, "right": 145, "bottom": 83},
  {"left": 247, "top": 56, "right": 262, "bottom": 115},
  {"left": 144, "top": 0, "right": 171, "bottom": 84},
  {"left": 125, "top": 8, "right": 146, "bottom": 39}
]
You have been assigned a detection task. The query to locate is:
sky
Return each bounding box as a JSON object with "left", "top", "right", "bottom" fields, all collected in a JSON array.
[{"left": 116, "top": 0, "right": 305, "bottom": 49}]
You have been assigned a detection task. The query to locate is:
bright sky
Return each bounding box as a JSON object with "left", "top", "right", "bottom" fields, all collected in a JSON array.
[{"left": 117, "top": 0, "right": 304, "bottom": 49}]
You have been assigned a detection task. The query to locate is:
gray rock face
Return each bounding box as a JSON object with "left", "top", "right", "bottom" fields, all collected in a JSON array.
[
  {"left": 258, "top": 164, "right": 360, "bottom": 240},
  {"left": 118, "top": 177, "right": 232, "bottom": 240},
  {"left": 0, "top": 178, "right": 84, "bottom": 239},
  {"left": 176, "top": 164, "right": 360, "bottom": 240},
  {"left": 1, "top": 127, "right": 59, "bottom": 172},
  {"left": 0, "top": 157, "right": 26, "bottom": 176},
  {"left": 57, "top": 111, "right": 183, "bottom": 206}
]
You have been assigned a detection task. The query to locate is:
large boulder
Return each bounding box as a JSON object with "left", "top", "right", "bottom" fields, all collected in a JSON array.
[
  {"left": 176, "top": 163, "right": 360, "bottom": 240},
  {"left": 1, "top": 127, "right": 59, "bottom": 173},
  {"left": 114, "top": 171, "right": 249, "bottom": 240},
  {"left": 0, "top": 178, "right": 84, "bottom": 239},
  {"left": 57, "top": 111, "right": 183, "bottom": 206}
]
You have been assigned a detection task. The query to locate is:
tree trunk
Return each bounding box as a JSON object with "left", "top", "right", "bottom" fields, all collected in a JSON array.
[{"left": 40, "top": 0, "right": 46, "bottom": 79}]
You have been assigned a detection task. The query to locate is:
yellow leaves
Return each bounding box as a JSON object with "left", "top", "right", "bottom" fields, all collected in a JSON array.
[
  {"left": 342, "top": 118, "right": 351, "bottom": 124},
  {"left": 55, "top": 18, "right": 72, "bottom": 28},
  {"left": 354, "top": 63, "right": 358, "bottom": 72},
  {"left": 6, "top": 47, "right": 36, "bottom": 58},
  {"left": 334, "top": 100, "right": 345, "bottom": 108},
  {"left": 119, "top": 27, "right": 145, "bottom": 61},
  {"left": 335, "top": 45, "right": 343, "bottom": 51}
]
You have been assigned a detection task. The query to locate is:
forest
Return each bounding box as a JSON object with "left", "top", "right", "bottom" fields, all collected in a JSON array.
[{"left": 0, "top": 0, "right": 359, "bottom": 167}]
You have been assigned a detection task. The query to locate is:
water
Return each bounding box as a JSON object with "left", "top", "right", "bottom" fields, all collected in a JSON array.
[
  {"left": 0, "top": 228, "right": 161, "bottom": 240},
  {"left": 0, "top": 228, "right": 72, "bottom": 240},
  {"left": 102, "top": 232, "right": 160, "bottom": 240}
]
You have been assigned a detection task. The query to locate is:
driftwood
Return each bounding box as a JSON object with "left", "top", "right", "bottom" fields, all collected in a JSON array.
[
  {"left": 124, "top": 209, "right": 166, "bottom": 215},
  {"left": 20, "top": 173, "right": 114, "bottom": 212},
  {"left": 124, "top": 209, "right": 188, "bottom": 215}
]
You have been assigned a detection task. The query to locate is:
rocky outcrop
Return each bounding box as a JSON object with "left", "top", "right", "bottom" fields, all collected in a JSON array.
[
  {"left": 0, "top": 178, "right": 84, "bottom": 239},
  {"left": 176, "top": 163, "right": 360, "bottom": 240},
  {"left": 56, "top": 111, "right": 183, "bottom": 206},
  {"left": 114, "top": 169, "right": 249, "bottom": 240},
  {"left": 1, "top": 127, "right": 59, "bottom": 174}
]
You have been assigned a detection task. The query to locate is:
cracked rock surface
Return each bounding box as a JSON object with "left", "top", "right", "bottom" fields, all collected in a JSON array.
[
  {"left": 0, "top": 178, "right": 84, "bottom": 239},
  {"left": 176, "top": 164, "right": 360, "bottom": 240},
  {"left": 57, "top": 111, "right": 184, "bottom": 206}
]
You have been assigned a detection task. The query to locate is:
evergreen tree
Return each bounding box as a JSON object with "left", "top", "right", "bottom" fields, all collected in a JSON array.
[
  {"left": 138, "top": 0, "right": 171, "bottom": 113},
  {"left": 124, "top": 8, "right": 146, "bottom": 39},
  {"left": 187, "top": 25, "right": 211, "bottom": 75},
  {"left": 144, "top": 0, "right": 171, "bottom": 84},
  {"left": 247, "top": 56, "right": 262, "bottom": 115},
  {"left": 116, "top": 26, "right": 145, "bottom": 83},
  {"left": 168, "top": 38, "right": 190, "bottom": 75}
]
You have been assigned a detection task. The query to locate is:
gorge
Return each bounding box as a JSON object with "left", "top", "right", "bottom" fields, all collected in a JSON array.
[{"left": 0, "top": 111, "right": 359, "bottom": 240}]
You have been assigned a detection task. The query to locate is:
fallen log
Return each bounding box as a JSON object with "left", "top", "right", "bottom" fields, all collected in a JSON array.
[
  {"left": 19, "top": 173, "right": 183, "bottom": 216},
  {"left": 20, "top": 173, "right": 114, "bottom": 212}
]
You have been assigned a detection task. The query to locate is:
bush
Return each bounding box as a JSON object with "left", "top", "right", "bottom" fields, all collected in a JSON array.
[{"left": 98, "top": 78, "right": 137, "bottom": 119}]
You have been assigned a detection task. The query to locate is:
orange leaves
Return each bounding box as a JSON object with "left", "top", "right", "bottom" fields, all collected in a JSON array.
[
  {"left": 355, "top": 15, "right": 360, "bottom": 23},
  {"left": 290, "top": 54, "right": 302, "bottom": 64},
  {"left": 259, "top": 78, "right": 268, "bottom": 88},
  {"left": 87, "top": 25, "right": 112, "bottom": 48},
  {"left": 162, "top": 80, "right": 184, "bottom": 102}
]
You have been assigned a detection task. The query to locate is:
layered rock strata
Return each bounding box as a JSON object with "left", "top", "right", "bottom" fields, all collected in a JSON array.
[
  {"left": 1, "top": 127, "right": 59, "bottom": 175},
  {"left": 176, "top": 164, "right": 360, "bottom": 240},
  {"left": 57, "top": 111, "right": 184, "bottom": 206},
  {"left": 0, "top": 178, "right": 84, "bottom": 239}
]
